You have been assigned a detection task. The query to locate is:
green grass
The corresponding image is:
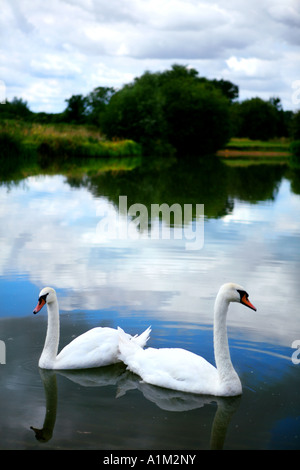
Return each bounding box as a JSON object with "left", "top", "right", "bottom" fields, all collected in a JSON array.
[
  {"left": 1, "top": 120, "right": 297, "bottom": 175},
  {"left": 0, "top": 119, "right": 143, "bottom": 179},
  {"left": 225, "top": 137, "right": 290, "bottom": 151},
  {"left": 217, "top": 137, "right": 292, "bottom": 166},
  {"left": 0, "top": 119, "right": 142, "bottom": 162}
]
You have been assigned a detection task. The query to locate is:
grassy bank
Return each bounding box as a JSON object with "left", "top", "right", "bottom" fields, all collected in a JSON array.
[
  {"left": 217, "top": 137, "right": 292, "bottom": 166},
  {"left": 221, "top": 137, "right": 290, "bottom": 151},
  {"left": 0, "top": 119, "right": 142, "bottom": 172},
  {"left": 1, "top": 120, "right": 298, "bottom": 177}
]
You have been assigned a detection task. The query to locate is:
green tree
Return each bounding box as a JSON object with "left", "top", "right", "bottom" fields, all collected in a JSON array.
[
  {"left": 209, "top": 79, "right": 239, "bottom": 103},
  {"left": 102, "top": 71, "right": 168, "bottom": 154},
  {"left": 291, "top": 110, "right": 300, "bottom": 140},
  {"left": 63, "top": 94, "right": 87, "bottom": 123},
  {"left": 159, "top": 67, "right": 231, "bottom": 156},
  {"left": 269, "top": 97, "right": 293, "bottom": 137},
  {"left": 0, "top": 97, "right": 32, "bottom": 119},
  {"left": 234, "top": 97, "right": 281, "bottom": 140},
  {"left": 103, "top": 65, "right": 232, "bottom": 157},
  {"left": 85, "top": 87, "right": 115, "bottom": 127}
]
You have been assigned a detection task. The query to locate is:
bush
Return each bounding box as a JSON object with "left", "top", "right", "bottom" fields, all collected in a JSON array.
[
  {"left": 37, "top": 137, "right": 78, "bottom": 167},
  {"left": 37, "top": 136, "right": 142, "bottom": 168}
]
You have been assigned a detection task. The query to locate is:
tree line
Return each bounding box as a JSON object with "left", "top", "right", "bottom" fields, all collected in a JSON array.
[{"left": 1, "top": 64, "right": 299, "bottom": 157}]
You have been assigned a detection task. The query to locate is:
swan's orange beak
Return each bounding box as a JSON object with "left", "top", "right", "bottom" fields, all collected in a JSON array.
[
  {"left": 241, "top": 293, "right": 256, "bottom": 311},
  {"left": 33, "top": 298, "right": 46, "bottom": 314}
]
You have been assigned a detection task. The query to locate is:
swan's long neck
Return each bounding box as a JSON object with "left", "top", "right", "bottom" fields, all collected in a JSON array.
[
  {"left": 39, "top": 300, "right": 59, "bottom": 368},
  {"left": 213, "top": 293, "right": 241, "bottom": 393}
]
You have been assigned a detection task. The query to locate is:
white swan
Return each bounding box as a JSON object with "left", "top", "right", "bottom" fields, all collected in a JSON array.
[
  {"left": 118, "top": 283, "right": 256, "bottom": 397},
  {"left": 33, "top": 287, "right": 151, "bottom": 370}
]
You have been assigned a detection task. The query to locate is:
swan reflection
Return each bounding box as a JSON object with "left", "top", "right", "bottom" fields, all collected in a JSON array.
[
  {"left": 31, "top": 366, "right": 240, "bottom": 449},
  {"left": 57, "top": 362, "right": 126, "bottom": 387},
  {"left": 30, "top": 369, "right": 58, "bottom": 443},
  {"left": 117, "top": 371, "right": 241, "bottom": 450}
]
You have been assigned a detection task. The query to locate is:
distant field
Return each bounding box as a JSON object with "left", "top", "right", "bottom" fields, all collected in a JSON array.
[
  {"left": 224, "top": 137, "right": 290, "bottom": 151},
  {"left": 217, "top": 138, "right": 291, "bottom": 165}
]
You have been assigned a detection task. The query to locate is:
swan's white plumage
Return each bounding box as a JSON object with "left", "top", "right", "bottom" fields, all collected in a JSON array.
[
  {"left": 118, "top": 283, "right": 256, "bottom": 397},
  {"left": 33, "top": 287, "right": 151, "bottom": 370},
  {"left": 118, "top": 333, "right": 219, "bottom": 395},
  {"left": 54, "top": 327, "right": 131, "bottom": 370}
]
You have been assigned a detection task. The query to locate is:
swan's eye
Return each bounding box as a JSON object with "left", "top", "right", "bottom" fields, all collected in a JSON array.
[
  {"left": 237, "top": 289, "right": 248, "bottom": 302},
  {"left": 38, "top": 293, "right": 49, "bottom": 304}
]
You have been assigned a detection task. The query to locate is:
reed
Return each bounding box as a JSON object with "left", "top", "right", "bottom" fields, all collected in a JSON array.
[{"left": 36, "top": 136, "right": 142, "bottom": 168}]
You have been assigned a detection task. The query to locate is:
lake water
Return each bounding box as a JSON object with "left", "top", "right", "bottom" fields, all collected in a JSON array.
[{"left": 0, "top": 157, "right": 300, "bottom": 450}]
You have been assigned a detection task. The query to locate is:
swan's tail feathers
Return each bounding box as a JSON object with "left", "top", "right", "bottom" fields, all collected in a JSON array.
[
  {"left": 132, "top": 326, "right": 151, "bottom": 348},
  {"left": 118, "top": 327, "right": 144, "bottom": 364}
]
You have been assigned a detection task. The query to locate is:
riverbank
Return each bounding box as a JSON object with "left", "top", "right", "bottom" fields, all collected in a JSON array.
[
  {"left": 0, "top": 120, "right": 296, "bottom": 175},
  {"left": 0, "top": 119, "right": 142, "bottom": 163},
  {"left": 217, "top": 137, "right": 292, "bottom": 166}
]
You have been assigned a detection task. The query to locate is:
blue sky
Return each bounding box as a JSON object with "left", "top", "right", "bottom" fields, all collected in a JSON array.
[{"left": 1, "top": 0, "right": 300, "bottom": 113}]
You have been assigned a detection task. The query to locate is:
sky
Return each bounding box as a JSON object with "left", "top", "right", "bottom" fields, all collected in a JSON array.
[{"left": 1, "top": 0, "right": 300, "bottom": 113}]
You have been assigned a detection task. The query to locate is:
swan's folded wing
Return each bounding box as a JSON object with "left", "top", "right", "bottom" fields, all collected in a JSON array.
[
  {"left": 55, "top": 327, "right": 120, "bottom": 369},
  {"left": 122, "top": 347, "right": 219, "bottom": 395}
]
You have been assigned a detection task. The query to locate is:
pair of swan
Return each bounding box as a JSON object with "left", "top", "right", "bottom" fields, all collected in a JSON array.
[{"left": 33, "top": 282, "right": 256, "bottom": 397}]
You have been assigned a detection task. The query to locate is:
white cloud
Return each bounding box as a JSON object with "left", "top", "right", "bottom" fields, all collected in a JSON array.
[
  {"left": 141, "top": 1, "right": 229, "bottom": 31},
  {"left": 1, "top": 0, "right": 300, "bottom": 111},
  {"left": 226, "top": 57, "right": 273, "bottom": 78}
]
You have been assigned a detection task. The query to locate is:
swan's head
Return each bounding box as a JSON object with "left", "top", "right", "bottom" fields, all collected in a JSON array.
[
  {"left": 219, "top": 283, "right": 256, "bottom": 311},
  {"left": 33, "top": 287, "right": 56, "bottom": 314}
]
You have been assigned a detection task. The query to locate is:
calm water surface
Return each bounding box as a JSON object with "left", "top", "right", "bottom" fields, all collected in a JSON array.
[{"left": 0, "top": 158, "right": 300, "bottom": 450}]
